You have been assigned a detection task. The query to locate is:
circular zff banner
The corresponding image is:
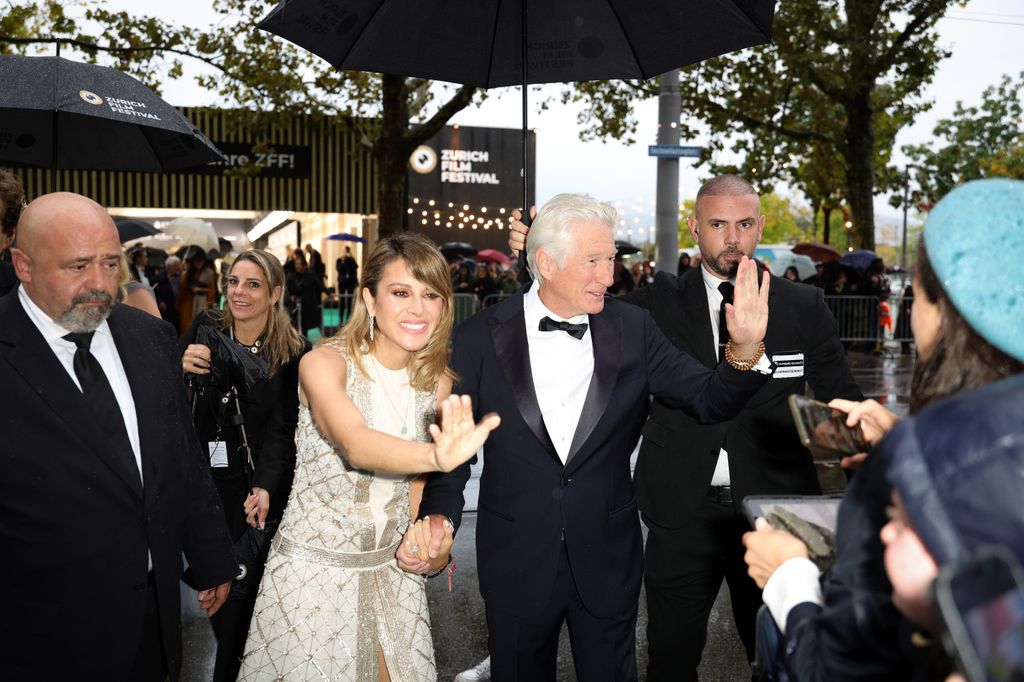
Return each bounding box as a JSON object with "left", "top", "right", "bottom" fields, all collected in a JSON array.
[{"left": 410, "top": 145, "right": 437, "bottom": 174}]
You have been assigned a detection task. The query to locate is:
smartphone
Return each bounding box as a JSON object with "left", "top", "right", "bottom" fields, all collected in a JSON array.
[
  {"left": 935, "top": 546, "right": 1024, "bottom": 682},
  {"left": 788, "top": 394, "right": 869, "bottom": 462}
]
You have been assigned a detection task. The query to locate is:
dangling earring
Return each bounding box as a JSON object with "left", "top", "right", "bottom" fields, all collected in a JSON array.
[{"left": 369, "top": 314, "right": 375, "bottom": 341}]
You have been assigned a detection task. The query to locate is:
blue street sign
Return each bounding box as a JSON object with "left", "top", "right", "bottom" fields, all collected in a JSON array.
[{"left": 648, "top": 144, "right": 702, "bottom": 158}]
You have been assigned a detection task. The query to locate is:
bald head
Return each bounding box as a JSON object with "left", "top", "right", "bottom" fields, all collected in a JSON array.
[
  {"left": 17, "top": 193, "right": 117, "bottom": 255},
  {"left": 12, "top": 193, "right": 120, "bottom": 331}
]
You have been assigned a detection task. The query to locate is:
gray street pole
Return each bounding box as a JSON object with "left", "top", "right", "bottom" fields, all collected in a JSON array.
[
  {"left": 654, "top": 70, "right": 681, "bottom": 276},
  {"left": 900, "top": 165, "right": 914, "bottom": 270}
]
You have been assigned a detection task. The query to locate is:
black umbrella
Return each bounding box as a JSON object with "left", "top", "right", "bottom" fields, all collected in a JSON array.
[
  {"left": 144, "top": 247, "right": 167, "bottom": 269},
  {"left": 258, "top": 0, "right": 775, "bottom": 214},
  {"left": 0, "top": 54, "right": 225, "bottom": 189},
  {"left": 439, "top": 241, "right": 477, "bottom": 259},
  {"left": 615, "top": 240, "right": 641, "bottom": 256},
  {"left": 115, "top": 218, "right": 160, "bottom": 243}
]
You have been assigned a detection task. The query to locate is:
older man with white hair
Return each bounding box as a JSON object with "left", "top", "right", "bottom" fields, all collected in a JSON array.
[{"left": 416, "top": 193, "right": 773, "bottom": 681}]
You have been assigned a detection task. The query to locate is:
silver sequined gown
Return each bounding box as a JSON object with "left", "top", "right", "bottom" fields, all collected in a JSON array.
[{"left": 239, "top": 341, "right": 438, "bottom": 681}]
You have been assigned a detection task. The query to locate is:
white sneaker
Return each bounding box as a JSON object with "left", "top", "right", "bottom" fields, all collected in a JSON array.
[{"left": 454, "top": 656, "right": 491, "bottom": 682}]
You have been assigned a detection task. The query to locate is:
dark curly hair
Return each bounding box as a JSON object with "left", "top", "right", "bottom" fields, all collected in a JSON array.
[{"left": 0, "top": 168, "right": 25, "bottom": 237}]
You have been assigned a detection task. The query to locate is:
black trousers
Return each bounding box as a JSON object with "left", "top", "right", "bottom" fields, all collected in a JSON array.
[
  {"left": 643, "top": 494, "right": 763, "bottom": 682},
  {"left": 485, "top": 542, "right": 638, "bottom": 682}
]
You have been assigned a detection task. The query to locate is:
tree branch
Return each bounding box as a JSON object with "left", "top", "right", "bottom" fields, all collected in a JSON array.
[
  {"left": 694, "top": 95, "right": 839, "bottom": 147},
  {"left": 404, "top": 84, "right": 476, "bottom": 147},
  {"left": 871, "top": 0, "right": 948, "bottom": 78}
]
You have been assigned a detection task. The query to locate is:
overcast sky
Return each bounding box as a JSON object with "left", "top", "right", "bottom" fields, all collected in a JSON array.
[{"left": 101, "top": 0, "right": 1024, "bottom": 231}]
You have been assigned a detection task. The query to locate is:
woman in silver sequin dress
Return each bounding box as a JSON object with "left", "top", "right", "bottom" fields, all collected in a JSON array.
[{"left": 239, "top": 233, "right": 499, "bottom": 682}]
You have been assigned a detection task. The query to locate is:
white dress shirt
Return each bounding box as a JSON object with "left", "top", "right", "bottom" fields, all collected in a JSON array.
[
  {"left": 18, "top": 287, "right": 145, "bottom": 482},
  {"left": 524, "top": 280, "right": 594, "bottom": 464},
  {"left": 702, "top": 265, "right": 772, "bottom": 485}
]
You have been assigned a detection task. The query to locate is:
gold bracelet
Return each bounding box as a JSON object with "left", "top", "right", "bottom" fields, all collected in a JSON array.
[{"left": 724, "top": 340, "right": 765, "bottom": 371}]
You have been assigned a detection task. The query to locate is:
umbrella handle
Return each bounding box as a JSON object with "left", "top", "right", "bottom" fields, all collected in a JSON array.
[{"left": 515, "top": 213, "right": 532, "bottom": 285}]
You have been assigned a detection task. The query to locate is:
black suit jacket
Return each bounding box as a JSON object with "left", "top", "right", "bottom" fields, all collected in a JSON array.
[
  {"left": 420, "top": 291, "right": 768, "bottom": 619},
  {"left": 627, "top": 269, "right": 862, "bottom": 527},
  {"left": 0, "top": 260, "right": 16, "bottom": 297},
  {"left": 0, "top": 296, "right": 236, "bottom": 681}
]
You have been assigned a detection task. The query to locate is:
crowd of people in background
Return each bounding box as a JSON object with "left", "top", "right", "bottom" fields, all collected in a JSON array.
[{"left": 3, "top": 162, "right": 1024, "bottom": 682}]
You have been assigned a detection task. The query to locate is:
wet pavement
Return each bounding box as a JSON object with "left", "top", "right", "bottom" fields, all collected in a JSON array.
[{"left": 181, "top": 349, "right": 914, "bottom": 681}]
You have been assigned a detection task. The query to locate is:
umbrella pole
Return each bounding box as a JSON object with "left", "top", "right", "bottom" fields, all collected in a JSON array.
[
  {"left": 516, "top": 0, "right": 532, "bottom": 283},
  {"left": 50, "top": 40, "right": 61, "bottom": 193}
]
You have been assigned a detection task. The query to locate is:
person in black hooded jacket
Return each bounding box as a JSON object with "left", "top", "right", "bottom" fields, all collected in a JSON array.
[{"left": 742, "top": 179, "right": 1024, "bottom": 681}]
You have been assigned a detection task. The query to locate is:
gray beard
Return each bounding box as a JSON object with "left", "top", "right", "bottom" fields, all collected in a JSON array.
[{"left": 56, "top": 290, "right": 116, "bottom": 333}]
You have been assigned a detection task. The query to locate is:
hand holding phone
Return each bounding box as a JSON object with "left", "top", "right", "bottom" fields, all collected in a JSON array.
[{"left": 788, "top": 394, "right": 870, "bottom": 463}]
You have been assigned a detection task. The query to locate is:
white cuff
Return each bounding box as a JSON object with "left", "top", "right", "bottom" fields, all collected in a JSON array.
[
  {"left": 761, "top": 557, "right": 823, "bottom": 635},
  {"left": 752, "top": 353, "right": 773, "bottom": 375}
]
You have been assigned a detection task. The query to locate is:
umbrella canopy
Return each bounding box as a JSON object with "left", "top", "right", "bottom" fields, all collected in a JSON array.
[
  {"left": 615, "top": 240, "right": 641, "bottom": 256},
  {"left": 767, "top": 251, "right": 816, "bottom": 281},
  {"left": 115, "top": 218, "right": 160, "bottom": 243},
  {"left": 439, "top": 241, "right": 477, "bottom": 259},
  {"left": 258, "top": 0, "right": 776, "bottom": 217},
  {"left": 326, "top": 233, "right": 367, "bottom": 242},
  {"left": 840, "top": 249, "right": 878, "bottom": 271},
  {"left": 476, "top": 248, "right": 512, "bottom": 267},
  {"left": 792, "top": 242, "right": 840, "bottom": 263},
  {"left": 258, "top": 0, "right": 775, "bottom": 89},
  {"left": 144, "top": 246, "right": 167, "bottom": 269},
  {"left": 164, "top": 217, "right": 219, "bottom": 254},
  {"left": 0, "top": 55, "right": 224, "bottom": 177}
]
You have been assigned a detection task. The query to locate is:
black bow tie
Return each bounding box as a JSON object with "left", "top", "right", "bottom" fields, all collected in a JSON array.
[{"left": 539, "top": 316, "right": 588, "bottom": 340}]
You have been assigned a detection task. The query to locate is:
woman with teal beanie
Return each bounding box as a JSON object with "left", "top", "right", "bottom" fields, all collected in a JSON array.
[{"left": 742, "top": 178, "right": 1024, "bottom": 681}]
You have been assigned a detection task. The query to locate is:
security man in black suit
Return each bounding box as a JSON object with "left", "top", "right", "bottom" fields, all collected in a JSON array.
[{"left": 0, "top": 192, "right": 236, "bottom": 681}]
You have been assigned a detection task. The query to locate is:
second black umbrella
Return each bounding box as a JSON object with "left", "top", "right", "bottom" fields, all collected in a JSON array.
[{"left": 0, "top": 54, "right": 225, "bottom": 178}]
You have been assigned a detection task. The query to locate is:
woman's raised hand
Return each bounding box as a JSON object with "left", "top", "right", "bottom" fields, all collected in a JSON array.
[{"left": 429, "top": 394, "right": 500, "bottom": 473}]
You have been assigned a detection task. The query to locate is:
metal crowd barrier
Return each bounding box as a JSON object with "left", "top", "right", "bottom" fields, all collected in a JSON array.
[
  {"left": 823, "top": 295, "right": 914, "bottom": 344},
  {"left": 306, "top": 290, "right": 913, "bottom": 346}
]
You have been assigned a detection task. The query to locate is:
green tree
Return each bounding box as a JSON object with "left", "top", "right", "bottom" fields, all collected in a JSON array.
[
  {"left": 903, "top": 71, "right": 1024, "bottom": 203},
  {"left": 2, "top": 0, "right": 480, "bottom": 233},
  {"left": 564, "top": 0, "right": 960, "bottom": 249}
]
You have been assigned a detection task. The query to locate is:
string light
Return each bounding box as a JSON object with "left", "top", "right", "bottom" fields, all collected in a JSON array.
[{"left": 406, "top": 196, "right": 514, "bottom": 233}]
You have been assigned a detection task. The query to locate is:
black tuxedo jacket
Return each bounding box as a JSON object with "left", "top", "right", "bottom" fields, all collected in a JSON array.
[
  {"left": 420, "top": 291, "right": 768, "bottom": 619},
  {"left": 627, "top": 269, "right": 862, "bottom": 527},
  {"left": 0, "top": 295, "right": 236, "bottom": 681}
]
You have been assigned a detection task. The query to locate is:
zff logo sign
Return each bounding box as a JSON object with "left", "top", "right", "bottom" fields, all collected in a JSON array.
[
  {"left": 79, "top": 90, "right": 104, "bottom": 106},
  {"left": 410, "top": 145, "right": 437, "bottom": 174}
]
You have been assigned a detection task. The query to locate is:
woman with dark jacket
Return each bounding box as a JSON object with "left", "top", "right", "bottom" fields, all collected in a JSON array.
[
  {"left": 742, "top": 179, "right": 1024, "bottom": 681},
  {"left": 881, "top": 373, "right": 1024, "bottom": 682},
  {"left": 180, "top": 249, "right": 310, "bottom": 682}
]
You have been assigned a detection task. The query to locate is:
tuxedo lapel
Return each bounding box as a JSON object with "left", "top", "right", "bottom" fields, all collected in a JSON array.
[
  {"left": 682, "top": 270, "right": 718, "bottom": 368},
  {"left": 488, "top": 299, "right": 560, "bottom": 462},
  {"left": 0, "top": 302, "right": 143, "bottom": 498},
  {"left": 564, "top": 309, "right": 620, "bottom": 469}
]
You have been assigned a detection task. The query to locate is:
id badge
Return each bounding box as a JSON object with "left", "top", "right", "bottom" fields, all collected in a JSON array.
[
  {"left": 208, "top": 441, "right": 229, "bottom": 468},
  {"left": 772, "top": 351, "right": 805, "bottom": 378}
]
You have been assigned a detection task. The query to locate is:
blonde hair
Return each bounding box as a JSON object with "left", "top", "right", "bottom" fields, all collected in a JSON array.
[
  {"left": 117, "top": 251, "right": 132, "bottom": 300},
  {"left": 328, "top": 233, "right": 455, "bottom": 391},
  {"left": 206, "top": 249, "right": 304, "bottom": 375}
]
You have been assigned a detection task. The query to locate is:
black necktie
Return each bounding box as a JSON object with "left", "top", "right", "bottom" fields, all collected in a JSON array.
[
  {"left": 539, "top": 316, "right": 589, "bottom": 340},
  {"left": 64, "top": 332, "right": 142, "bottom": 490},
  {"left": 718, "top": 281, "right": 734, "bottom": 357}
]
